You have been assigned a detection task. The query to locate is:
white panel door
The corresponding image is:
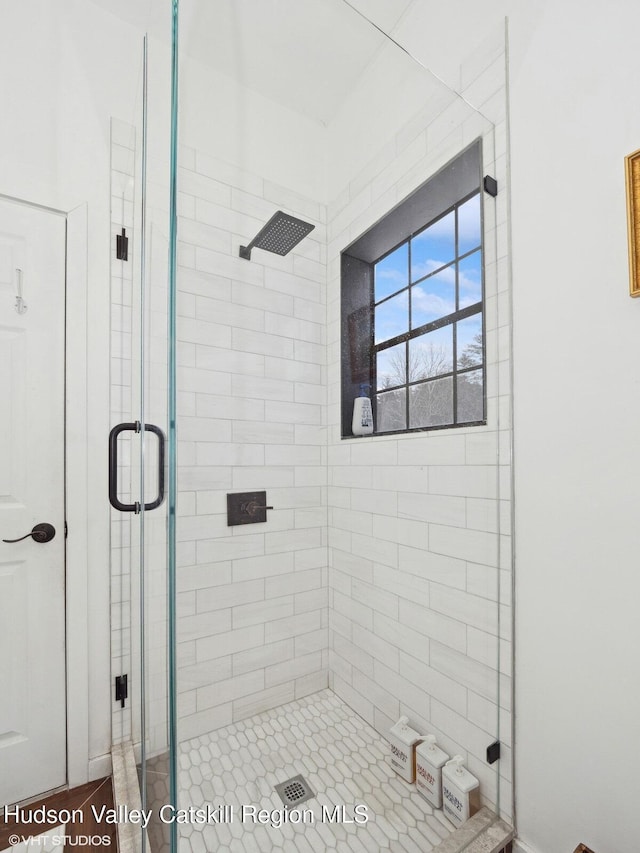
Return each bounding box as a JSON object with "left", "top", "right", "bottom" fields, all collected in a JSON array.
[{"left": 0, "top": 198, "right": 66, "bottom": 806}]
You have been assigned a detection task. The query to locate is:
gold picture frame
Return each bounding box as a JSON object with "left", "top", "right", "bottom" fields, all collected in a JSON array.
[{"left": 625, "top": 147, "right": 640, "bottom": 297}]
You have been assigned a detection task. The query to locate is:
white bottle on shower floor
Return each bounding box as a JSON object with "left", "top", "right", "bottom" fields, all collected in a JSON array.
[
  {"left": 441, "top": 755, "right": 480, "bottom": 827},
  {"left": 352, "top": 384, "right": 373, "bottom": 436},
  {"left": 388, "top": 716, "right": 421, "bottom": 783},
  {"left": 416, "top": 735, "right": 449, "bottom": 808}
]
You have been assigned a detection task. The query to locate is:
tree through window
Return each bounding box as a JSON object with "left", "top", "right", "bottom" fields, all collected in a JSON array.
[
  {"left": 373, "top": 192, "right": 484, "bottom": 433},
  {"left": 340, "top": 140, "right": 486, "bottom": 437}
]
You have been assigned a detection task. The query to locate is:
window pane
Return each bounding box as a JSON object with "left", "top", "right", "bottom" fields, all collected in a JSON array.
[
  {"left": 377, "top": 342, "right": 405, "bottom": 391},
  {"left": 457, "top": 314, "right": 483, "bottom": 369},
  {"left": 409, "top": 326, "right": 453, "bottom": 381},
  {"left": 375, "top": 243, "right": 408, "bottom": 302},
  {"left": 457, "top": 369, "right": 484, "bottom": 423},
  {"left": 374, "top": 290, "right": 408, "bottom": 344},
  {"left": 411, "top": 211, "right": 455, "bottom": 281},
  {"left": 458, "top": 194, "right": 481, "bottom": 255},
  {"left": 411, "top": 265, "right": 455, "bottom": 327},
  {"left": 458, "top": 250, "right": 482, "bottom": 308},
  {"left": 377, "top": 388, "right": 406, "bottom": 432},
  {"left": 409, "top": 377, "right": 453, "bottom": 428}
]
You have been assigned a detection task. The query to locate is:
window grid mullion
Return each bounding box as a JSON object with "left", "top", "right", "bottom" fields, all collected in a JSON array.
[
  {"left": 369, "top": 187, "right": 484, "bottom": 435},
  {"left": 404, "top": 339, "right": 410, "bottom": 429},
  {"left": 373, "top": 301, "right": 482, "bottom": 354},
  {"left": 406, "top": 238, "right": 412, "bottom": 429},
  {"left": 374, "top": 363, "right": 482, "bottom": 397},
  {"left": 452, "top": 205, "right": 459, "bottom": 424}
]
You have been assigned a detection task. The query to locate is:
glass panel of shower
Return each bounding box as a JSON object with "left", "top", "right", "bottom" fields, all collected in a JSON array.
[
  {"left": 159, "top": 1, "right": 513, "bottom": 851},
  {"left": 108, "top": 6, "right": 176, "bottom": 853}
]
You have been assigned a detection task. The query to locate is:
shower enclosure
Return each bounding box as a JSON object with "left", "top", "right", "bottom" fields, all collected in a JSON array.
[{"left": 108, "top": 2, "right": 513, "bottom": 851}]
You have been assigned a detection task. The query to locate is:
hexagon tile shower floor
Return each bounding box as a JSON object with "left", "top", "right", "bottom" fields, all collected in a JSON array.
[{"left": 146, "top": 689, "right": 457, "bottom": 852}]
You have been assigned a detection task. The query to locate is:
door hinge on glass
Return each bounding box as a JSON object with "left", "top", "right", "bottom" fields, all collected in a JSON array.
[
  {"left": 483, "top": 175, "right": 498, "bottom": 197},
  {"left": 115, "top": 674, "right": 128, "bottom": 708},
  {"left": 64, "top": 521, "right": 68, "bottom": 538},
  {"left": 116, "top": 227, "right": 129, "bottom": 261},
  {"left": 486, "top": 740, "right": 501, "bottom": 764}
]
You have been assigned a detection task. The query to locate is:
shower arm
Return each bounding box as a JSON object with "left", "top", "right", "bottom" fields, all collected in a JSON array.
[{"left": 238, "top": 239, "right": 257, "bottom": 261}]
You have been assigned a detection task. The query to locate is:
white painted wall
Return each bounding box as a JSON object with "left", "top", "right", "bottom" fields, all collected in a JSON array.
[
  {"left": 396, "top": 1, "right": 640, "bottom": 850},
  {"left": 178, "top": 55, "right": 326, "bottom": 202},
  {"left": 0, "top": 0, "right": 155, "bottom": 779},
  {"left": 509, "top": 4, "right": 640, "bottom": 852}
]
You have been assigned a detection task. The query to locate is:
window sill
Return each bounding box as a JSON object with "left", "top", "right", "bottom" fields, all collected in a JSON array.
[{"left": 340, "top": 418, "right": 487, "bottom": 440}]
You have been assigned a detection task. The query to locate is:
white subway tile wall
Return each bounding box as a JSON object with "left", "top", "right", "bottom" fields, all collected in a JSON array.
[
  {"left": 109, "top": 26, "right": 512, "bottom": 825},
  {"left": 174, "top": 154, "right": 329, "bottom": 744},
  {"left": 325, "top": 34, "right": 512, "bottom": 822}
]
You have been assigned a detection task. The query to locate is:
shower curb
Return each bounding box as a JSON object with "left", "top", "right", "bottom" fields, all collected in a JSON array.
[
  {"left": 432, "top": 806, "right": 514, "bottom": 853},
  {"left": 111, "top": 742, "right": 146, "bottom": 853}
]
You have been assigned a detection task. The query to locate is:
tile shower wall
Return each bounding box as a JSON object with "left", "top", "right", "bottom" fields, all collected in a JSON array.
[
  {"left": 326, "top": 33, "right": 513, "bottom": 820},
  {"left": 108, "top": 27, "right": 514, "bottom": 824},
  {"left": 173, "top": 150, "right": 329, "bottom": 741}
]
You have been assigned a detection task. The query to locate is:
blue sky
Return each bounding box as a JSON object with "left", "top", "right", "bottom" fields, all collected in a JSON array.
[{"left": 374, "top": 194, "right": 482, "bottom": 388}]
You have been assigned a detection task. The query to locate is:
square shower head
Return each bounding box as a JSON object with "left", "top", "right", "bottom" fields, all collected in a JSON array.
[{"left": 239, "top": 210, "right": 315, "bottom": 260}]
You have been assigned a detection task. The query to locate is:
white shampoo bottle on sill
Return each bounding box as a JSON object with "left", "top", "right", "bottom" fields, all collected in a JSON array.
[{"left": 352, "top": 383, "right": 373, "bottom": 436}]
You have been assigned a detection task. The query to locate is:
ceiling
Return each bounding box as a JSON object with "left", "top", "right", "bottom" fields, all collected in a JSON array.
[{"left": 86, "top": 0, "right": 415, "bottom": 125}]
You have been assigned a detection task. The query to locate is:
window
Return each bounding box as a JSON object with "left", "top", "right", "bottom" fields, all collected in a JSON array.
[
  {"left": 374, "top": 193, "right": 483, "bottom": 432},
  {"left": 341, "top": 141, "right": 485, "bottom": 437}
]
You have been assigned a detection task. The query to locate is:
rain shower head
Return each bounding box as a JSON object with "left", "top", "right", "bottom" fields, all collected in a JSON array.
[{"left": 239, "top": 210, "right": 315, "bottom": 260}]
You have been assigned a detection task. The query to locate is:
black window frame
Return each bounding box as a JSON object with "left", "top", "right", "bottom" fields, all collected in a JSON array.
[
  {"left": 340, "top": 140, "right": 487, "bottom": 439},
  {"left": 371, "top": 189, "right": 485, "bottom": 435}
]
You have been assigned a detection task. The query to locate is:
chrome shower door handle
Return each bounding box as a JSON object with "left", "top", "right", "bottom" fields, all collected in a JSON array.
[
  {"left": 108, "top": 421, "right": 165, "bottom": 513},
  {"left": 3, "top": 523, "right": 56, "bottom": 544}
]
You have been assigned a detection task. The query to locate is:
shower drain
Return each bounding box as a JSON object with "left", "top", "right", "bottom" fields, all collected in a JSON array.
[{"left": 274, "top": 774, "right": 315, "bottom": 808}]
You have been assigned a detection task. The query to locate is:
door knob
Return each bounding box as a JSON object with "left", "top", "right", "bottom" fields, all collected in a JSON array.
[{"left": 2, "top": 523, "right": 56, "bottom": 544}]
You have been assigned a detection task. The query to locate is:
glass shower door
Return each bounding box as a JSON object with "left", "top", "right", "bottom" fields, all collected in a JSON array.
[
  {"left": 108, "top": 18, "right": 176, "bottom": 853},
  {"left": 132, "top": 43, "right": 173, "bottom": 853}
]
